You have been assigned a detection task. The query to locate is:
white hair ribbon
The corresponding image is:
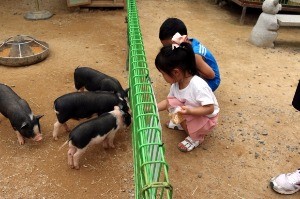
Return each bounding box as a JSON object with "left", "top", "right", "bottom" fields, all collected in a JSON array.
[{"left": 171, "top": 32, "right": 188, "bottom": 50}]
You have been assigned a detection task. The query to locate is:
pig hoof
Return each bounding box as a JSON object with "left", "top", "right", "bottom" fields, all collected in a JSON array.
[
  {"left": 18, "top": 139, "right": 25, "bottom": 145},
  {"left": 75, "top": 166, "right": 80, "bottom": 170},
  {"left": 16, "top": 133, "right": 25, "bottom": 145},
  {"left": 53, "top": 136, "right": 58, "bottom": 141}
]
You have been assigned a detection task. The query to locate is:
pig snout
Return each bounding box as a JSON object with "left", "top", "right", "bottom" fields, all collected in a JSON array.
[
  {"left": 32, "top": 124, "right": 42, "bottom": 141},
  {"left": 33, "top": 133, "right": 42, "bottom": 142}
]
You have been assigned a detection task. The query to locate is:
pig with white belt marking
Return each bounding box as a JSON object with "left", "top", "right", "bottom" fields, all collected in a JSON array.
[
  {"left": 60, "top": 106, "right": 131, "bottom": 169},
  {"left": 74, "top": 66, "right": 129, "bottom": 99},
  {"left": 0, "top": 83, "right": 43, "bottom": 145},
  {"left": 52, "top": 91, "right": 129, "bottom": 140}
]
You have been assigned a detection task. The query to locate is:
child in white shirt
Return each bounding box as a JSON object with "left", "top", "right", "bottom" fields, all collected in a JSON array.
[{"left": 156, "top": 34, "right": 220, "bottom": 152}]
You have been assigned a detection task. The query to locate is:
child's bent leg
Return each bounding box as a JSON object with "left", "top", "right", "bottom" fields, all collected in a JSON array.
[
  {"left": 177, "top": 117, "right": 216, "bottom": 152},
  {"left": 189, "top": 130, "right": 206, "bottom": 143},
  {"left": 187, "top": 115, "right": 218, "bottom": 141}
]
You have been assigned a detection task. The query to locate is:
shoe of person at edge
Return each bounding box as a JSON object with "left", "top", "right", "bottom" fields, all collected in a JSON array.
[
  {"left": 270, "top": 169, "right": 300, "bottom": 195},
  {"left": 166, "top": 120, "right": 184, "bottom": 131}
]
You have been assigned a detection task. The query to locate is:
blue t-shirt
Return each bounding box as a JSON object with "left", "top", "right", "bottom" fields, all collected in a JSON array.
[{"left": 190, "top": 38, "right": 220, "bottom": 91}]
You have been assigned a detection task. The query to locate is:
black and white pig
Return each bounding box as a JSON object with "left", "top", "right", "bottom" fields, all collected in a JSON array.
[
  {"left": 60, "top": 106, "right": 131, "bottom": 169},
  {"left": 52, "top": 91, "right": 130, "bottom": 140},
  {"left": 74, "top": 66, "right": 129, "bottom": 99},
  {"left": 0, "top": 83, "right": 43, "bottom": 145}
]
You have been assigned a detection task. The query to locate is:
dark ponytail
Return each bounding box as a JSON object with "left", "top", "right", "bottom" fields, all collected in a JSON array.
[{"left": 155, "top": 42, "right": 197, "bottom": 77}]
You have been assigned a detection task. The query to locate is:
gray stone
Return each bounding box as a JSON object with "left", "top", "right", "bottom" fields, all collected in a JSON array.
[{"left": 249, "top": 0, "right": 282, "bottom": 48}]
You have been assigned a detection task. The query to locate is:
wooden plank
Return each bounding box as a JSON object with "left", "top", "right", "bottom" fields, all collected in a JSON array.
[
  {"left": 67, "top": 0, "right": 91, "bottom": 7},
  {"left": 82, "top": 0, "right": 125, "bottom": 7},
  {"left": 277, "top": 14, "right": 300, "bottom": 26},
  {"left": 229, "top": 0, "right": 300, "bottom": 25}
]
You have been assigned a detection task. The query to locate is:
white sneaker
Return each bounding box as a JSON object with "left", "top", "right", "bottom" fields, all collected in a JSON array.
[
  {"left": 166, "top": 120, "right": 184, "bottom": 131},
  {"left": 270, "top": 169, "right": 300, "bottom": 195}
]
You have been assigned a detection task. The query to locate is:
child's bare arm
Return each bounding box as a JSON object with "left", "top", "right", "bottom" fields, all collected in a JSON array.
[
  {"left": 195, "top": 54, "right": 215, "bottom": 79},
  {"left": 179, "top": 104, "right": 214, "bottom": 116},
  {"left": 157, "top": 99, "right": 169, "bottom": 111}
]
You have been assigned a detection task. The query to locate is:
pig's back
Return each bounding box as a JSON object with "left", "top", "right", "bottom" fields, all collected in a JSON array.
[
  {"left": 69, "top": 112, "right": 117, "bottom": 148},
  {"left": 54, "top": 91, "right": 119, "bottom": 121},
  {"left": 0, "top": 84, "right": 31, "bottom": 122},
  {"left": 0, "top": 84, "right": 20, "bottom": 102},
  {"left": 74, "top": 67, "right": 106, "bottom": 82}
]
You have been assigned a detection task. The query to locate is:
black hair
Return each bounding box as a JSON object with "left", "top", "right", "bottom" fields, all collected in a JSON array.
[
  {"left": 155, "top": 42, "right": 198, "bottom": 77},
  {"left": 159, "top": 18, "right": 188, "bottom": 41}
]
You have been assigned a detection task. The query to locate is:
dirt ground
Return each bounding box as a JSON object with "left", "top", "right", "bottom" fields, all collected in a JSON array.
[{"left": 0, "top": 0, "right": 299, "bottom": 198}]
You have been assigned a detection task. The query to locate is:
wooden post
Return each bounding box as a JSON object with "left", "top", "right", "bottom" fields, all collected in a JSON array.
[{"left": 240, "top": 6, "right": 247, "bottom": 25}]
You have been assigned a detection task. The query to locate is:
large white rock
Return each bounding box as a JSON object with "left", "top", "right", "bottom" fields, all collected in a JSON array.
[{"left": 249, "top": 0, "right": 282, "bottom": 48}]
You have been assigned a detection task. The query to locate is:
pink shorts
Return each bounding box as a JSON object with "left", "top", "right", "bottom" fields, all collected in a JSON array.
[{"left": 167, "top": 97, "right": 218, "bottom": 141}]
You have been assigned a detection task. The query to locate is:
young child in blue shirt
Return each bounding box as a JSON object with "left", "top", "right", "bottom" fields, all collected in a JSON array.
[{"left": 159, "top": 17, "right": 221, "bottom": 92}]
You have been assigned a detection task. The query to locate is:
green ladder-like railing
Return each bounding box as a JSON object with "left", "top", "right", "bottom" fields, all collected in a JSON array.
[{"left": 126, "top": 0, "right": 173, "bottom": 198}]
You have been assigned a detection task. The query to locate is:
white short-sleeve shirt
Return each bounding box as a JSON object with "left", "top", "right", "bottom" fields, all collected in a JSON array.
[{"left": 168, "top": 75, "right": 219, "bottom": 118}]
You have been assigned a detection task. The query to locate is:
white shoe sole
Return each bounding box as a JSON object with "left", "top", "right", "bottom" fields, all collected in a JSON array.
[
  {"left": 270, "top": 177, "right": 300, "bottom": 195},
  {"left": 166, "top": 121, "right": 184, "bottom": 131}
]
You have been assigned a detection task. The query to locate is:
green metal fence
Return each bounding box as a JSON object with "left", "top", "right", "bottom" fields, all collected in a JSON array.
[{"left": 126, "top": 0, "right": 173, "bottom": 198}]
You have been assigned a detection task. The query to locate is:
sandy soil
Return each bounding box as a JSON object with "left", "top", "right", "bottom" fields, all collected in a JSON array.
[{"left": 0, "top": 0, "right": 299, "bottom": 198}]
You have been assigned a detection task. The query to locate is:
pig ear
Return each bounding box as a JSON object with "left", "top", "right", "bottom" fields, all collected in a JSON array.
[
  {"left": 21, "top": 122, "right": 28, "bottom": 129},
  {"left": 36, "top": 115, "right": 44, "bottom": 120},
  {"left": 125, "top": 88, "right": 130, "bottom": 95},
  {"left": 117, "top": 92, "right": 126, "bottom": 101}
]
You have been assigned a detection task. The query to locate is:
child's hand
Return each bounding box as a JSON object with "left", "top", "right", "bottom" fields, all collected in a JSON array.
[
  {"left": 168, "top": 106, "right": 185, "bottom": 124},
  {"left": 179, "top": 104, "right": 214, "bottom": 116},
  {"left": 178, "top": 106, "right": 190, "bottom": 115}
]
